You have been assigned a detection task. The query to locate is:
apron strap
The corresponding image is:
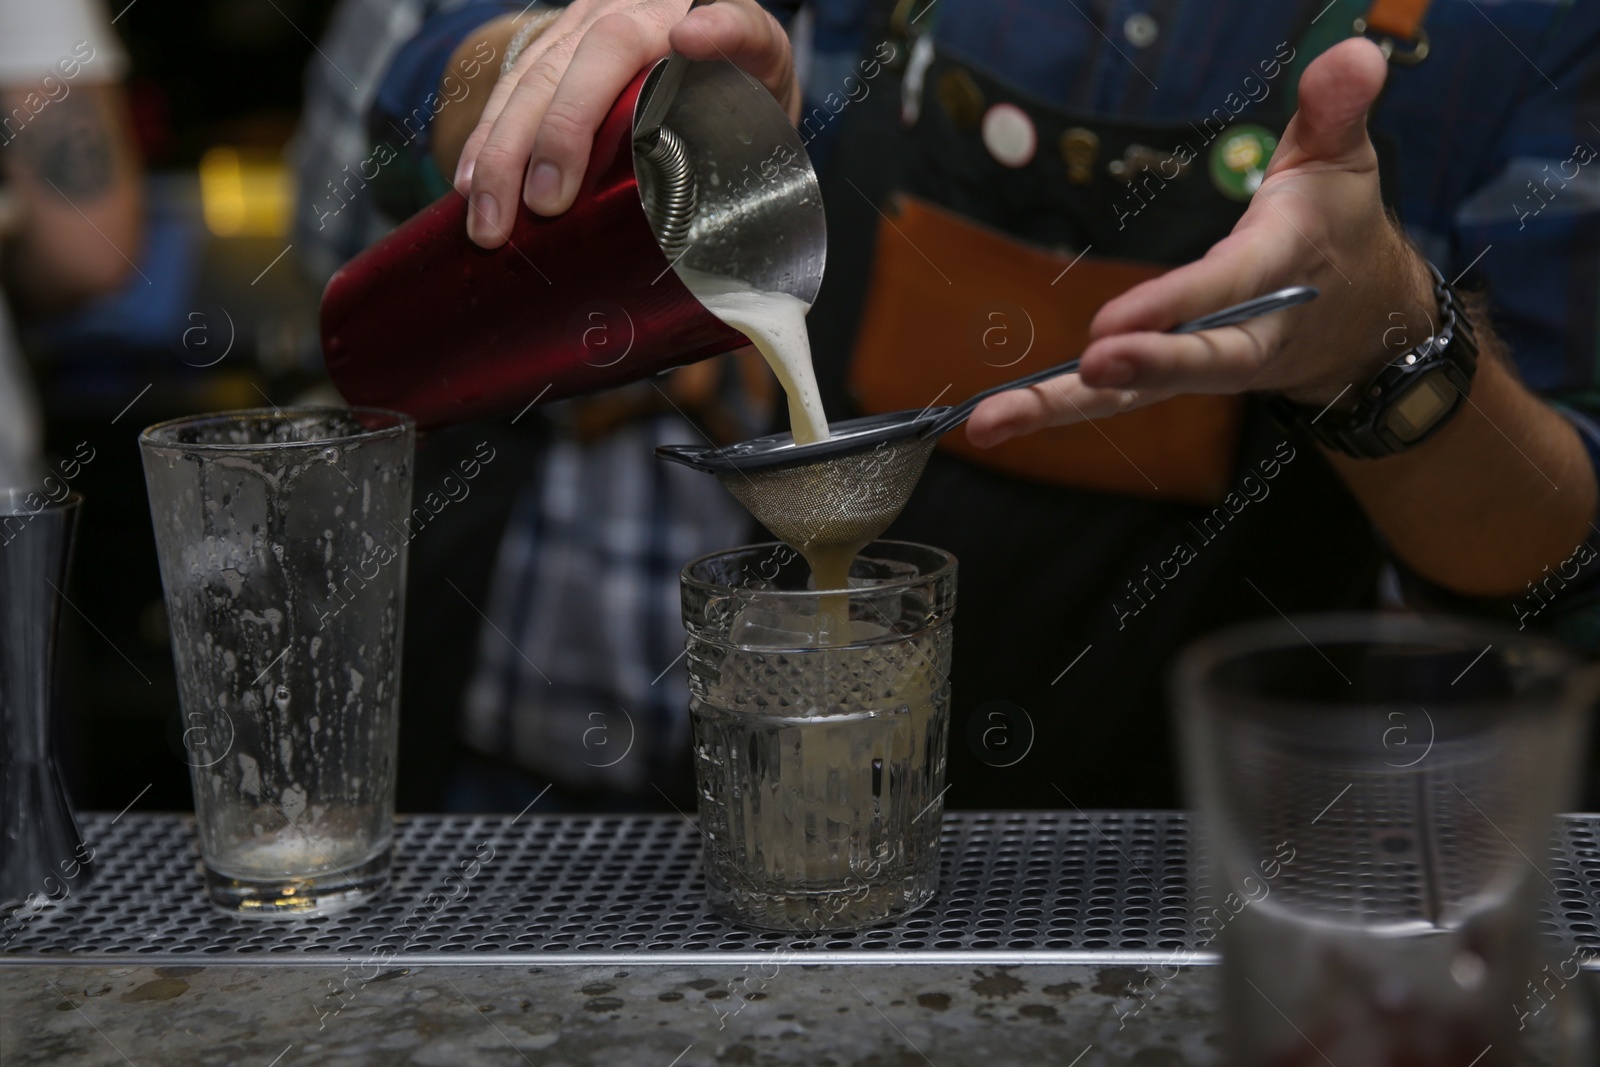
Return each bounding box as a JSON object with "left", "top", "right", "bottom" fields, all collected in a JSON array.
[
  {"left": 1286, "top": 0, "right": 1432, "bottom": 111},
  {"left": 1364, "top": 0, "right": 1433, "bottom": 41},
  {"left": 888, "top": 0, "right": 939, "bottom": 40},
  {"left": 1356, "top": 0, "right": 1433, "bottom": 65}
]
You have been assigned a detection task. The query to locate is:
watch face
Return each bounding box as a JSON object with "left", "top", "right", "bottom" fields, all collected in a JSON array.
[{"left": 1385, "top": 370, "right": 1460, "bottom": 443}]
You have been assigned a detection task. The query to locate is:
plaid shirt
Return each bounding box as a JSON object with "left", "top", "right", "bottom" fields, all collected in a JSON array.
[
  {"left": 459, "top": 407, "right": 748, "bottom": 795},
  {"left": 288, "top": 0, "right": 498, "bottom": 284}
]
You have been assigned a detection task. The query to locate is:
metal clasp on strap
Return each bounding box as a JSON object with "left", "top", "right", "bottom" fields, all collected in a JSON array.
[
  {"left": 888, "top": 0, "right": 939, "bottom": 45},
  {"left": 1353, "top": 15, "right": 1431, "bottom": 66},
  {"left": 1353, "top": 0, "right": 1433, "bottom": 66}
]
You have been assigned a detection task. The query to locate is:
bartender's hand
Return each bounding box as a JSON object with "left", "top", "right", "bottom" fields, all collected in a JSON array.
[
  {"left": 968, "top": 38, "right": 1432, "bottom": 443},
  {"left": 971, "top": 36, "right": 1597, "bottom": 602},
  {"left": 453, "top": 0, "right": 799, "bottom": 248}
]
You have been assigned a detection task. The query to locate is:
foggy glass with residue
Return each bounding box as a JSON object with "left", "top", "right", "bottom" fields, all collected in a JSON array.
[{"left": 140, "top": 408, "right": 413, "bottom": 915}]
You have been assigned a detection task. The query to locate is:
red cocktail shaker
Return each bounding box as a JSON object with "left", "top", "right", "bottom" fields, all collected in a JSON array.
[{"left": 321, "top": 58, "right": 825, "bottom": 429}]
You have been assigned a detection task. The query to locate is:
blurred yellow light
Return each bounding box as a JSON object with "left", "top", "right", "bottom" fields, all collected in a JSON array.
[{"left": 199, "top": 147, "right": 291, "bottom": 237}]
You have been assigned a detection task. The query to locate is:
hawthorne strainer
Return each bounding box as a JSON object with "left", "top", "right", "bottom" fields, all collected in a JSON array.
[{"left": 657, "top": 286, "right": 1317, "bottom": 552}]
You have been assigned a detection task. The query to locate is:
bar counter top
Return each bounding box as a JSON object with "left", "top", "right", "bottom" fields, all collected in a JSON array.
[
  {"left": 4, "top": 811, "right": 1599, "bottom": 1065},
  {"left": 2, "top": 960, "right": 1218, "bottom": 1065}
]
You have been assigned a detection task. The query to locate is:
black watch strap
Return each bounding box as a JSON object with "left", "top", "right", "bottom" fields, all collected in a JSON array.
[{"left": 1272, "top": 261, "right": 1479, "bottom": 459}]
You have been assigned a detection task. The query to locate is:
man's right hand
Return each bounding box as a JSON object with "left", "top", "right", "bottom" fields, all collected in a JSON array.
[{"left": 453, "top": 0, "right": 798, "bottom": 248}]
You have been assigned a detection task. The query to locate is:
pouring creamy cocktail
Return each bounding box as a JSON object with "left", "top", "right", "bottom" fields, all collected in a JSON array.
[{"left": 677, "top": 269, "right": 865, "bottom": 624}]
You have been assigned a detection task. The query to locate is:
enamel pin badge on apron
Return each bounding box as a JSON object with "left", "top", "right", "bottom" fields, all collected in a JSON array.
[
  {"left": 982, "top": 103, "right": 1037, "bottom": 168},
  {"left": 1060, "top": 127, "right": 1100, "bottom": 185},
  {"left": 938, "top": 67, "right": 984, "bottom": 129},
  {"left": 1209, "top": 124, "right": 1277, "bottom": 201}
]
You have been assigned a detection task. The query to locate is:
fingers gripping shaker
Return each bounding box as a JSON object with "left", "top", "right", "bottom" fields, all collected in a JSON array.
[{"left": 320, "top": 58, "right": 825, "bottom": 428}]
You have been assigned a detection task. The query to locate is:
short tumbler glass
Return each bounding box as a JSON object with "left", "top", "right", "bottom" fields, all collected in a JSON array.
[
  {"left": 140, "top": 408, "right": 414, "bottom": 916},
  {"left": 682, "top": 541, "right": 956, "bottom": 932},
  {"left": 1176, "top": 614, "right": 1598, "bottom": 1067}
]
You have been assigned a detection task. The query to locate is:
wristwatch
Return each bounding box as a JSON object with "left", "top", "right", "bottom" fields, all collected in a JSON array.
[{"left": 1274, "top": 260, "right": 1478, "bottom": 459}]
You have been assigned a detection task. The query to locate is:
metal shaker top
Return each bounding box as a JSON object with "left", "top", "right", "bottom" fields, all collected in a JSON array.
[{"left": 633, "top": 58, "right": 826, "bottom": 306}]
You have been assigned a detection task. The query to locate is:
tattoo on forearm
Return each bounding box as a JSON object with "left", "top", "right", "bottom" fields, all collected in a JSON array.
[{"left": 12, "top": 92, "right": 114, "bottom": 201}]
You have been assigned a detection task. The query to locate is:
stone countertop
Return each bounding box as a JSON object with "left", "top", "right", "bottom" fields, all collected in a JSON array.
[{"left": 1, "top": 962, "right": 1220, "bottom": 1066}]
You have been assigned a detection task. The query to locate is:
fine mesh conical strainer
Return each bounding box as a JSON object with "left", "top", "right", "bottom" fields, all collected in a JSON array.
[
  {"left": 701, "top": 423, "right": 941, "bottom": 554},
  {"left": 657, "top": 285, "right": 1317, "bottom": 551}
]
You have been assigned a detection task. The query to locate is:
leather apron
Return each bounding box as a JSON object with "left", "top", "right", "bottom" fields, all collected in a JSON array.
[{"left": 794, "top": 0, "right": 1425, "bottom": 808}]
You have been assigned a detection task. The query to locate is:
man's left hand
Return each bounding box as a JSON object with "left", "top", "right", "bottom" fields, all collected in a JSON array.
[{"left": 967, "top": 38, "right": 1435, "bottom": 447}]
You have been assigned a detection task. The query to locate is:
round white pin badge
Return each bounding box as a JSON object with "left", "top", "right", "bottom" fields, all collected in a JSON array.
[{"left": 981, "top": 103, "right": 1037, "bottom": 169}]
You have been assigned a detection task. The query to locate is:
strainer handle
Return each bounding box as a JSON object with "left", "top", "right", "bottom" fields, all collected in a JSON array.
[
  {"left": 655, "top": 443, "right": 717, "bottom": 471},
  {"left": 923, "top": 359, "right": 1080, "bottom": 438},
  {"left": 921, "top": 285, "right": 1320, "bottom": 439}
]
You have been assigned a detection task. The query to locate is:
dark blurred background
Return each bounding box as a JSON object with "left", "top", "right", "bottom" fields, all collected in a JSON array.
[{"left": 32, "top": 0, "right": 341, "bottom": 814}]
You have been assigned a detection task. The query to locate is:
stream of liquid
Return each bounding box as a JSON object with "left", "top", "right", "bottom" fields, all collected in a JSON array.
[
  {"left": 680, "top": 269, "right": 831, "bottom": 447},
  {"left": 680, "top": 269, "right": 859, "bottom": 605}
]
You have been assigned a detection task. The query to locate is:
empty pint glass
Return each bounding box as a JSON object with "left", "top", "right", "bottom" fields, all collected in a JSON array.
[
  {"left": 682, "top": 541, "right": 955, "bottom": 932},
  {"left": 1177, "top": 614, "right": 1598, "bottom": 1066},
  {"left": 141, "top": 408, "right": 413, "bottom": 915}
]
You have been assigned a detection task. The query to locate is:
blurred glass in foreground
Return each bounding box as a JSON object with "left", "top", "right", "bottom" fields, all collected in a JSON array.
[{"left": 1177, "top": 615, "right": 1599, "bottom": 1066}]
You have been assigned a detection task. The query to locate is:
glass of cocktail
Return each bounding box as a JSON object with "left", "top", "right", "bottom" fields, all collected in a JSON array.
[{"left": 681, "top": 541, "right": 955, "bottom": 932}]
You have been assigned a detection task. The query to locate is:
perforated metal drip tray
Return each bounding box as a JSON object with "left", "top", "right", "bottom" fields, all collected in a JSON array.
[{"left": 6, "top": 812, "right": 1600, "bottom": 967}]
